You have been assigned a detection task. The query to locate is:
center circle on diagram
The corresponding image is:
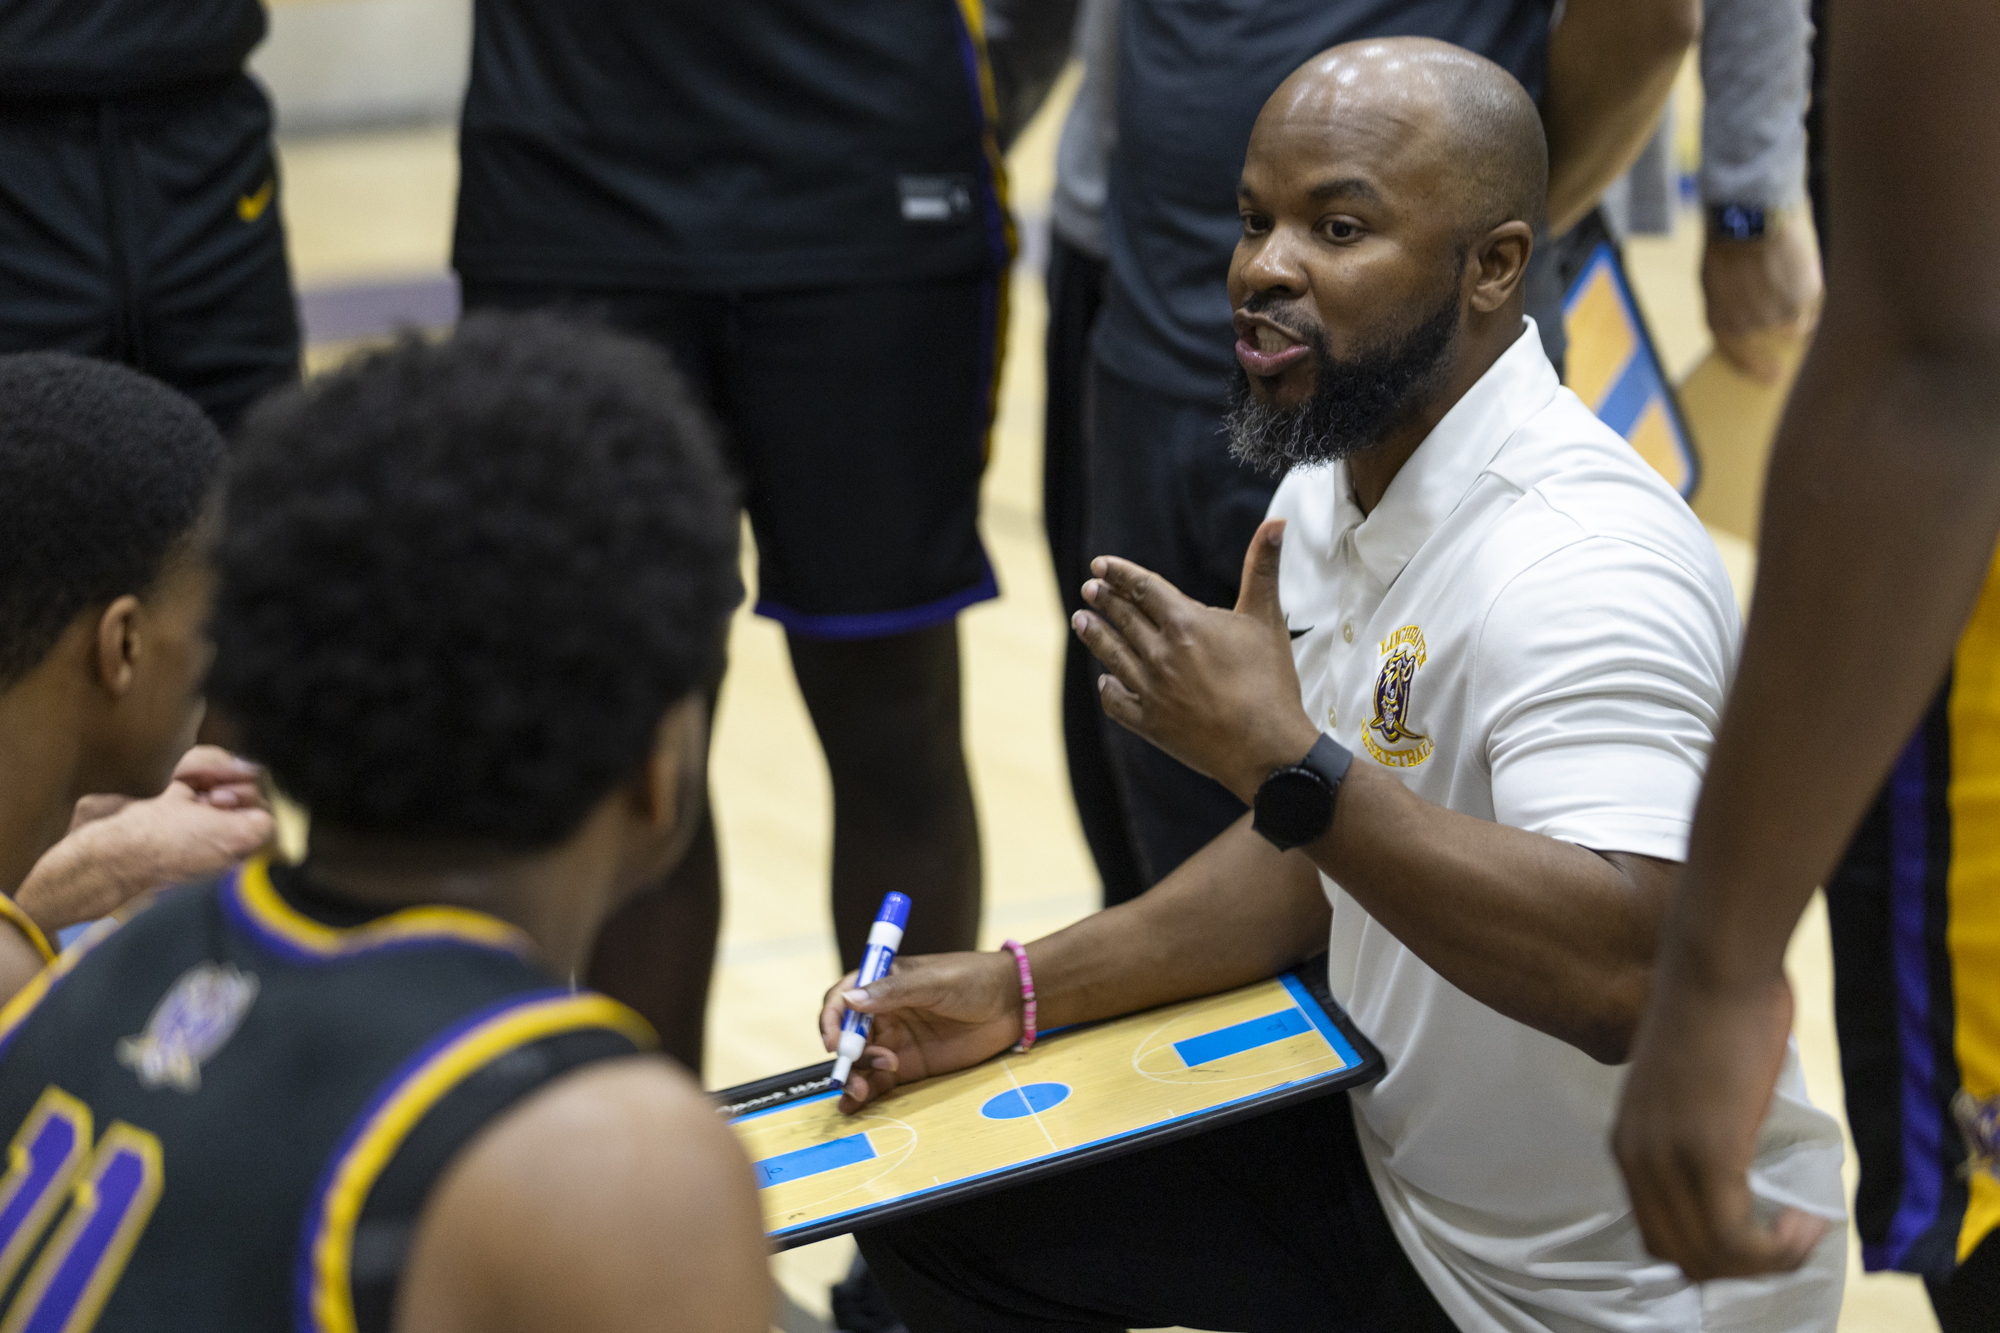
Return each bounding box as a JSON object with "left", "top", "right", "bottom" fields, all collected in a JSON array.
[{"left": 980, "top": 1083, "right": 1073, "bottom": 1119}]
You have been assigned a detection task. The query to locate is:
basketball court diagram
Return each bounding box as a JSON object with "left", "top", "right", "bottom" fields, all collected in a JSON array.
[{"left": 724, "top": 970, "right": 1379, "bottom": 1248}]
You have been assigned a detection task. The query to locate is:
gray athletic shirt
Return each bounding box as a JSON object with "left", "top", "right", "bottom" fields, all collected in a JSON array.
[
  {"left": 1051, "top": 0, "right": 1119, "bottom": 261},
  {"left": 1090, "top": 0, "right": 1556, "bottom": 407},
  {"left": 1606, "top": 0, "right": 1811, "bottom": 237},
  {"left": 1699, "top": 0, "right": 1811, "bottom": 211}
]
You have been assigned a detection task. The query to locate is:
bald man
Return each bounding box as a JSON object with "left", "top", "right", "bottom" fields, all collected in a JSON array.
[{"left": 818, "top": 41, "right": 1844, "bottom": 1332}]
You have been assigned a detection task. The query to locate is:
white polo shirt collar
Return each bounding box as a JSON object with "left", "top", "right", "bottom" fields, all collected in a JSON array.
[{"left": 1333, "top": 319, "right": 1559, "bottom": 592}]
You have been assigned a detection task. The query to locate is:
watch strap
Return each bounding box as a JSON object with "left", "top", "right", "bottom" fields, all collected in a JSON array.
[
  {"left": 1708, "top": 203, "right": 1769, "bottom": 242},
  {"left": 1298, "top": 733, "right": 1354, "bottom": 789}
]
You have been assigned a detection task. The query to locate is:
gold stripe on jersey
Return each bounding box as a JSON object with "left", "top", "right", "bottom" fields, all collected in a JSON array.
[
  {"left": 946, "top": 0, "right": 1014, "bottom": 466},
  {"left": 231, "top": 858, "right": 534, "bottom": 960},
  {"left": 0, "top": 897, "right": 52, "bottom": 966},
  {"left": 0, "top": 916, "right": 128, "bottom": 1057},
  {"left": 305, "top": 992, "right": 657, "bottom": 1333},
  {"left": 1950, "top": 543, "right": 2000, "bottom": 1262},
  {"left": 947, "top": 0, "right": 1014, "bottom": 258}
]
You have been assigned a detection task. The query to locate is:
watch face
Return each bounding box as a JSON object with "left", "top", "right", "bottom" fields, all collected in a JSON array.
[
  {"left": 1254, "top": 767, "right": 1334, "bottom": 850},
  {"left": 1712, "top": 204, "right": 1766, "bottom": 241}
]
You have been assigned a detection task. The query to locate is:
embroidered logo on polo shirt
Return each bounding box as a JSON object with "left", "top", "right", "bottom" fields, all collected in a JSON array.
[{"left": 1365, "top": 625, "right": 1434, "bottom": 768}]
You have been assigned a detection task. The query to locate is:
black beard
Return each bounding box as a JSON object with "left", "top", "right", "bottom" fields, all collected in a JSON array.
[{"left": 1223, "top": 285, "right": 1463, "bottom": 475}]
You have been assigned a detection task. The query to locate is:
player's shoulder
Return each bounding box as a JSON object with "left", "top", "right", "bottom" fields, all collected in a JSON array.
[
  {"left": 396, "top": 1055, "right": 770, "bottom": 1333},
  {"left": 485, "top": 1054, "right": 739, "bottom": 1171},
  {"left": 451, "top": 1054, "right": 754, "bottom": 1214}
]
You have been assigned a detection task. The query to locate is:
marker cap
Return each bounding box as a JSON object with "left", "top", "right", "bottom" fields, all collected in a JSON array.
[{"left": 877, "top": 892, "right": 911, "bottom": 931}]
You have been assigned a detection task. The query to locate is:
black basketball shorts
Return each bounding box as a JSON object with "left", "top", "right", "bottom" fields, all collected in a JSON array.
[
  {"left": 0, "top": 73, "right": 301, "bottom": 431},
  {"left": 461, "top": 273, "right": 1003, "bottom": 639}
]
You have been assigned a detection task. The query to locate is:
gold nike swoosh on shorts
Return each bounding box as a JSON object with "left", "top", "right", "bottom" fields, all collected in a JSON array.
[{"left": 237, "top": 180, "right": 275, "bottom": 223}]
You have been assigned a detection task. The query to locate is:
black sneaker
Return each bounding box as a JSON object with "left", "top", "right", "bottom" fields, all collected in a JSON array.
[{"left": 831, "top": 1254, "right": 908, "bottom": 1333}]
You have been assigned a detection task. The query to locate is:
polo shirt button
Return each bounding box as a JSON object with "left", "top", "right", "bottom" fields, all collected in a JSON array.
[
  {"left": 1342, "top": 622, "right": 1355, "bottom": 643},
  {"left": 1326, "top": 705, "right": 1338, "bottom": 728}
]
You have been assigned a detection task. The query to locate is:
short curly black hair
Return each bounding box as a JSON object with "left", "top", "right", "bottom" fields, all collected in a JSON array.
[
  {"left": 0, "top": 353, "right": 225, "bottom": 688},
  {"left": 210, "top": 312, "right": 742, "bottom": 848}
]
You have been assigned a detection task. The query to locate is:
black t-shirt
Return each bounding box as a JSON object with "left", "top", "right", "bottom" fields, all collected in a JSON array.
[
  {"left": 0, "top": 0, "right": 264, "bottom": 98},
  {"left": 1094, "top": 0, "right": 1557, "bottom": 405},
  {"left": 453, "top": 0, "right": 1011, "bottom": 292}
]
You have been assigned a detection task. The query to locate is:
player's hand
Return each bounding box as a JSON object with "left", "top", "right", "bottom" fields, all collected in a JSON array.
[
  {"left": 160, "top": 745, "right": 269, "bottom": 812},
  {"left": 16, "top": 748, "right": 274, "bottom": 931},
  {"left": 1073, "top": 518, "right": 1320, "bottom": 804},
  {"left": 1611, "top": 961, "right": 1830, "bottom": 1279},
  {"left": 819, "top": 951, "right": 1023, "bottom": 1113},
  {"left": 1701, "top": 214, "right": 1822, "bottom": 385}
]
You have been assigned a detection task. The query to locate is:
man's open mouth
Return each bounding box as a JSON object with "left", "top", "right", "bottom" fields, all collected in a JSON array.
[{"left": 1233, "top": 313, "right": 1312, "bottom": 378}]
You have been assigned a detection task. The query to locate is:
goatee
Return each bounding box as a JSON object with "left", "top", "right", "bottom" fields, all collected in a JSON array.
[{"left": 1224, "top": 286, "right": 1462, "bottom": 475}]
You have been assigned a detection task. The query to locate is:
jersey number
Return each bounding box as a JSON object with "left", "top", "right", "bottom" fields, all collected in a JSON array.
[{"left": 0, "top": 1088, "right": 162, "bottom": 1333}]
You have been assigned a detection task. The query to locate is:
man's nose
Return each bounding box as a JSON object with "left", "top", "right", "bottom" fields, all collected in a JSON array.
[{"left": 1239, "top": 225, "right": 1308, "bottom": 298}]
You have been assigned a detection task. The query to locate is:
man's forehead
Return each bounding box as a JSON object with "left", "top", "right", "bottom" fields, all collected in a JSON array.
[
  {"left": 1242, "top": 52, "right": 1454, "bottom": 188},
  {"left": 1239, "top": 108, "right": 1432, "bottom": 203}
]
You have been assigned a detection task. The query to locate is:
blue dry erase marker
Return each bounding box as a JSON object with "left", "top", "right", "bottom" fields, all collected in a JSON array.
[{"left": 831, "top": 891, "right": 911, "bottom": 1088}]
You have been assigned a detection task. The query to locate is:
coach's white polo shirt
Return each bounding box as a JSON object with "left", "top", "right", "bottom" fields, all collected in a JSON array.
[{"left": 1270, "top": 321, "right": 1846, "bottom": 1333}]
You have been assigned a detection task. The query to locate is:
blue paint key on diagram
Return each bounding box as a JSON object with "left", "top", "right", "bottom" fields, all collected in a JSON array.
[
  {"left": 1173, "top": 1008, "right": 1312, "bottom": 1067},
  {"left": 755, "top": 1132, "right": 877, "bottom": 1188}
]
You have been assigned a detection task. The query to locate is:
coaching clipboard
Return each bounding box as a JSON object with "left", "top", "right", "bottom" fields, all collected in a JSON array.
[{"left": 717, "top": 958, "right": 1382, "bottom": 1249}]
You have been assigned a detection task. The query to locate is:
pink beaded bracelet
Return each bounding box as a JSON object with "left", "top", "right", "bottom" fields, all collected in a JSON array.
[{"left": 1000, "top": 938, "right": 1038, "bottom": 1053}]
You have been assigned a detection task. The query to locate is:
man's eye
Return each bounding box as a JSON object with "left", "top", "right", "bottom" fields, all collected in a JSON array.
[
  {"left": 1241, "top": 214, "right": 1271, "bottom": 235},
  {"left": 1325, "top": 220, "right": 1359, "bottom": 241}
]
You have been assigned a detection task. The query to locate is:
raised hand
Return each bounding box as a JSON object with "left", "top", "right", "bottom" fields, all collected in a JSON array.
[
  {"left": 1071, "top": 517, "right": 1321, "bottom": 803},
  {"left": 818, "top": 951, "right": 1025, "bottom": 1112}
]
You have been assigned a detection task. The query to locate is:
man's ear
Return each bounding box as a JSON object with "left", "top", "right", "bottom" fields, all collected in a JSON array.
[
  {"left": 92, "top": 595, "right": 144, "bottom": 698},
  {"left": 1469, "top": 221, "right": 1535, "bottom": 314},
  {"left": 635, "top": 695, "right": 709, "bottom": 830}
]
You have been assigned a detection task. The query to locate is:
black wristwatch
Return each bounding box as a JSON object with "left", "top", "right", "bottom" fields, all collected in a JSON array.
[
  {"left": 1251, "top": 734, "right": 1354, "bottom": 851},
  {"left": 1708, "top": 203, "right": 1768, "bottom": 242}
]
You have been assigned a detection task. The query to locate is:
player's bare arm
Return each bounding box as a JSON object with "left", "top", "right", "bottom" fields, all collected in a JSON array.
[
  {"left": 1613, "top": 0, "right": 2000, "bottom": 1283},
  {"left": 397, "top": 1056, "right": 772, "bottom": 1333},
  {"left": 15, "top": 746, "right": 272, "bottom": 932},
  {"left": 0, "top": 929, "right": 43, "bottom": 1003},
  {"left": 1541, "top": 0, "right": 1700, "bottom": 235},
  {"left": 823, "top": 817, "right": 1330, "bottom": 1111},
  {"left": 1074, "top": 520, "right": 1678, "bottom": 1065}
]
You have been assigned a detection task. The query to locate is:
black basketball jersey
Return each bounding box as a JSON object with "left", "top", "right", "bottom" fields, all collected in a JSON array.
[
  {"left": 0, "top": 0, "right": 264, "bottom": 98},
  {"left": 0, "top": 857, "right": 654, "bottom": 1333},
  {"left": 452, "top": 0, "right": 1012, "bottom": 294}
]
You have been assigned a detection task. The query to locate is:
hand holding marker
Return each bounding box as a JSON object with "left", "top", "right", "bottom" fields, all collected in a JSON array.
[{"left": 830, "top": 891, "right": 911, "bottom": 1088}]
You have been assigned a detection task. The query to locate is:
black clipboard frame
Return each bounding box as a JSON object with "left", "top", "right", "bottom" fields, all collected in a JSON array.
[{"left": 714, "top": 956, "right": 1383, "bottom": 1249}]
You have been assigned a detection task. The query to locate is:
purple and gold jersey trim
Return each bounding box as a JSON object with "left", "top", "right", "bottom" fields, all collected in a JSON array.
[
  {"left": 1949, "top": 544, "right": 2000, "bottom": 1263},
  {"left": 0, "top": 917, "right": 127, "bottom": 1061},
  {"left": 946, "top": 0, "right": 1015, "bottom": 281},
  {"left": 223, "top": 858, "right": 534, "bottom": 964},
  {"left": 1866, "top": 541, "right": 2000, "bottom": 1276},
  {"left": 296, "top": 990, "right": 656, "bottom": 1333},
  {"left": 946, "top": 0, "right": 1014, "bottom": 467},
  {"left": 0, "top": 897, "right": 52, "bottom": 966}
]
